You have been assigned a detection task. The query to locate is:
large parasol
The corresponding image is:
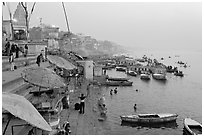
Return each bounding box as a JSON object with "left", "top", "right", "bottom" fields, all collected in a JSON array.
[
  {"left": 47, "top": 55, "right": 77, "bottom": 70},
  {"left": 2, "top": 93, "right": 52, "bottom": 132},
  {"left": 21, "top": 67, "right": 66, "bottom": 89}
]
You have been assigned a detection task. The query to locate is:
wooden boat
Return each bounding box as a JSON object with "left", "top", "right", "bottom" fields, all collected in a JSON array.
[
  {"left": 107, "top": 77, "right": 129, "bottom": 81},
  {"left": 116, "top": 67, "right": 126, "bottom": 72},
  {"left": 140, "top": 73, "right": 151, "bottom": 80},
  {"left": 105, "top": 80, "right": 133, "bottom": 86},
  {"left": 127, "top": 70, "right": 137, "bottom": 76},
  {"left": 152, "top": 73, "right": 166, "bottom": 80},
  {"left": 120, "top": 113, "right": 178, "bottom": 123},
  {"left": 184, "top": 118, "right": 202, "bottom": 135},
  {"left": 174, "top": 71, "right": 184, "bottom": 77},
  {"left": 166, "top": 66, "right": 177, "bottom": 73},
  {"left": 178, "top": 61, "right": 185, "bottom": 65}
]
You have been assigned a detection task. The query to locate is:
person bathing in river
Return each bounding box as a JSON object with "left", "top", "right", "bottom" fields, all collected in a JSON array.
[
  {"left": 134, "top": 104, "right": 137, "bottom": 111},
  {"left": 114, "top": 87, "right": 118, "bottom": 94},
  {"left": 78, "top": 94, "right": 86, "bottom": 114},
  {"left": 110, "top": 89, "right": 113, "bottom": 95}
]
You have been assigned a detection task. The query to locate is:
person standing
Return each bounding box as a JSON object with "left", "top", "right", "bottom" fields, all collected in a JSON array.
[
  {"left": 36, "top": 53, "right": 42, "bottom": 67},
  {"left": 5, "top": 41, "right": 10, "bottom": 56},
  {"left": 134, "top": 104, "right": 137, "bottom": 112},
  {"left": 78, "top": 94, "right": 86, "bottom": 114},
  {"left": 45, "top": 45, "right": 48, "bottom": 60},
  {"left": 9, "top": 53, "right": 15, "bottom": 71},
  {"left": 104, "top": 69, "right": 107, "bottom": 75},
  {"left": 110, "top": 89, "right": 113, "bottom": 95},
  {"left": 15, "top": 44, "right": 19, "bottom": 58},
  {"left": 24, "top": 44, "right": 28, "bottom": 57},
  {"left": 114, "top": 87, "right": 118, "bottom": 94},
  {"left": 86, "top": 83, "right": 91, "bottom": 97},
  {"left": 10, "top": 43, "right": 16, "bottom": 58}
]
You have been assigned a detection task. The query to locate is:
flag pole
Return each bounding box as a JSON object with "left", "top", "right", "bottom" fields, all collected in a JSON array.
[{"left": 62, "top": 2, "right": 70, "bottom": 33}]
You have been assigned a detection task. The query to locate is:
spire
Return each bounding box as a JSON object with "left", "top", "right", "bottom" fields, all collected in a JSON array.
[{"left": 13, "top": 2, "right": 26, "bottom": 26}]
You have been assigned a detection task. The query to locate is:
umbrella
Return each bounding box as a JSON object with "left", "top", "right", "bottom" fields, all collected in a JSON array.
[
  {"left": 21, "top": 67, "right": 66, "bottom": 89},
  {"left": 2, "top": 93, "right": 52, "bottom": 132},
  {"left": 47, "top": 55, "right": 77, "bottom": 70}
]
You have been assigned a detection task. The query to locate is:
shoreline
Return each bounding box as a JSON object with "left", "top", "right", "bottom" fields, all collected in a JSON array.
[{"left": 59, "top": 77, "right": 108, "bottom": 135}]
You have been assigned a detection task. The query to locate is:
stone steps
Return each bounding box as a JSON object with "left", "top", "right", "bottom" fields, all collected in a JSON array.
[
  {"left": 2, "top": 78, "right": 25, "bottom": 93},
  {"left": 2, "top": 57, "right": 37, "bottom": 72}
]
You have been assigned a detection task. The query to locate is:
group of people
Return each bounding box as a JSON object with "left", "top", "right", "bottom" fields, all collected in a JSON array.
[
  {"left": 7, "top": 43, "right": 19, "bottom": 71},
  {"left": 110, "top": 87, "right": 118, "bottom": 95},
  {"left": 5, "top": 41, "right": 29, "bottom": 71},
  {"left": 5, "top": 41, "right": 28, "bottom": 58}
]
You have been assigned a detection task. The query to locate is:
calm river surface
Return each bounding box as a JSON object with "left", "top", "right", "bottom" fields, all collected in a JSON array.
[{"left": 100, "top": 51, "right": 202, "bottom": 135}]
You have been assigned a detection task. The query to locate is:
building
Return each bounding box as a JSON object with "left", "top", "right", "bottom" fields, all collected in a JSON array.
[
  {"left": 2, "top": 3, "right": 27, "bottom": 42},
  {"left": 12, "top": 2, "right": 27, "bottom": 40},
  {"left": 2, "top": 20, "right": 12, "bottom": 41},
  {"left": 29, "top": 27, "right": 42, "bottom": 41},
  {"left": 77, "top": 60, "right": 94, "bottom": 80},
  {"left": 41, "top": 24, "right": 59, "bottom": 39}
]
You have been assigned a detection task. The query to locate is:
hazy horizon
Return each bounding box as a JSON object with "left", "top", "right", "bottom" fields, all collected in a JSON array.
[{"left": 2, "top": 2, "right": 202, "bottom": 52}]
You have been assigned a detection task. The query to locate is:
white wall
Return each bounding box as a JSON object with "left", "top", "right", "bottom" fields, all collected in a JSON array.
[
  {"left": 77, "top": 60, "right": 94, "bottom": 80},
  {"left": 85, "top": 60, "right": 93, "bottom": 80}
]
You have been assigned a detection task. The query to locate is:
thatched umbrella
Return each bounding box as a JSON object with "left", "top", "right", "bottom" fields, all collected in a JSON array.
[
  {"left": 21, "top": 67, "right": 66, "bottom": 89},
  {"left": 47, "top": 55, "right": 77, "bottom": 70}
]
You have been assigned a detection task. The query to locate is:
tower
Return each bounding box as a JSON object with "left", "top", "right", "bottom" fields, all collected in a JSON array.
[{"left": 13, "top": 3, "right": 26, "bottom": 27}]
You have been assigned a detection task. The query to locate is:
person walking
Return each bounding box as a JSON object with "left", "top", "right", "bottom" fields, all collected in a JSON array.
[
  {"left": 9, "top": 53, "right": 15, "bottom": 71},
  {"left": 78, "top": 94, "right": 86, "bottom": 114},
  {"left": 36, "top": 53, "right": 43, "bottom": 67}
]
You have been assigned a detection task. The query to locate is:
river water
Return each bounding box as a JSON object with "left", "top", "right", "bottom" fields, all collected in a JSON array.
[{"left": 100, "top": 50, "right": 202, "bottom": 135}]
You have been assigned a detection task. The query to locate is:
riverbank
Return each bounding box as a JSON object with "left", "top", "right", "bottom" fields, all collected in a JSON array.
[{"left": 59, "top": 77, "right": 107, "bottom": 135}]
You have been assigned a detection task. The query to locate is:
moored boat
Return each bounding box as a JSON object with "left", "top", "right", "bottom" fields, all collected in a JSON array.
[
  {"left": 174, "top": 71, "right": 184, "bottom": 77},
  {"left": 105, "top": 80, "right": 133, "bottom": 86},
  {"left": 116, "top": 67, "right": 126, "bottom": 72},
  {"left": 166, "top": 66, "right": 177, "bottom": 73},
  {"left": 140, "top": 73, "right": 151, "bottom": 80},
  {"left": 152, "top": 73, "right": 166, "bottom": 80},
  {"left": 127, "top": 70, "right": 137, "bottom": 76},
  {"left": 184, "top": 118, "right": 202, "bottom": 135},
  {"left": 120, "top": 113, "right": 178, "bottom": 123},
  {"left": 107, "top": 77, "right": 129, "bottom": 81}
]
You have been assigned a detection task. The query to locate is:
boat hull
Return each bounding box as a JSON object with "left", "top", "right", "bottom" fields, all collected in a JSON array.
[
  {"left": 174, "top": 73, "right": 184, "bottom": 77},
  {"left": 120, "top": 114, "right": 178, "bottom": 123},
  {"left": 152, "top": 74, "right": 166, "bottom": 80},
  {"left": 127, "top": 71, "right": 137, "bottom": 76},
  {"left": 107, "top": 77, "right": 129, "bottom": 81},
  {"left": 105, "top": 81, "right": 133, "bottom": 86},
  {"left": 116, "top": 67, "right": 126, "bottom": 72},
  {"left": 184, "top": 118, "right": 202, "bottom": 135},
  {"left": 140, "top": 74, "right": 150, "bottom": 80}
]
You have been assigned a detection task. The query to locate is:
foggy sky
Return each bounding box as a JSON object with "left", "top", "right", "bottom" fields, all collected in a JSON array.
[{"left": 2, "top": 2, "right": 202, "bottom": 51}]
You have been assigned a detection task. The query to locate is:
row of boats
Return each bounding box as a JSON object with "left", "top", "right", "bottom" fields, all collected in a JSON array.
[
  {"left": 104, "top": 69, "right": 168, "bottom": 87},
  {"left": 120, "top": 113, "right": 202, "bottom": 135}
]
